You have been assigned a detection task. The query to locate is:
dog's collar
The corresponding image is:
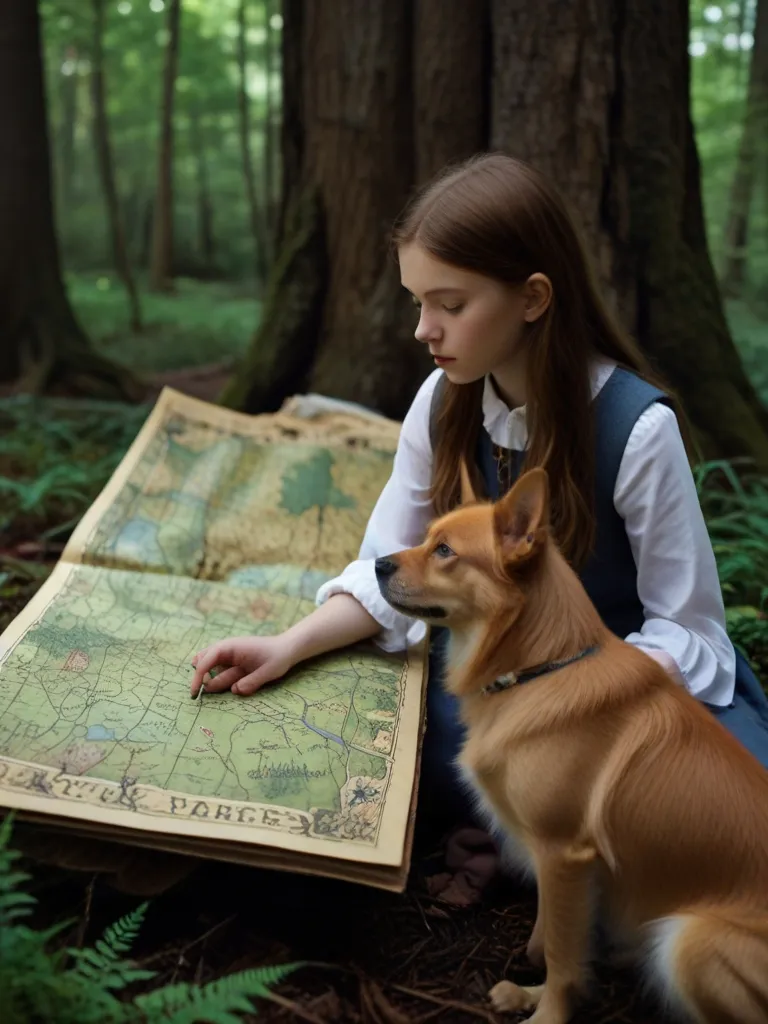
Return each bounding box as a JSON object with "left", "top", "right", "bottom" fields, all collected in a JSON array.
[{"left": 481, "top": 645, "right": 600, "bottom": 696}]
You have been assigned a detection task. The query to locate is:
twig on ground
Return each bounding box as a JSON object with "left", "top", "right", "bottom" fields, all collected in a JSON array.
[{"left": 389, "top": 982, "right": 497, "bottom": 1022}]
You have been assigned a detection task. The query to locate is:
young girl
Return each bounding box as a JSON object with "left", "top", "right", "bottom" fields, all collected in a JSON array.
[{"left": 190, "top": 154, "right": 768, "bottom": 897}]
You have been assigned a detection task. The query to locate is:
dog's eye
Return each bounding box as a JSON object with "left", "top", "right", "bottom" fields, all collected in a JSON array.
[{"left": 434, "top": 542, "right": 455, "bottom": 559}]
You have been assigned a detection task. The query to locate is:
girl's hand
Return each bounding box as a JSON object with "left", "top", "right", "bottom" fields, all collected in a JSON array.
[{"left": 190, "top": 635, "right": 296, "bottom": 697}]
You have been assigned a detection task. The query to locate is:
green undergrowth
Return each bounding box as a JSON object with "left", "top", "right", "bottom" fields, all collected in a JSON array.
[
  {"left": 67, "top": 273, "right": 259, "bottom": 376},
  {"left": 0, "top": 817, "right": 302, "bottom": 1024}
]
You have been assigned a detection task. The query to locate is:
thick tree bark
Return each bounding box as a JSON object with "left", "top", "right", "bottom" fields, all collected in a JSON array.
[
  {"left": 491, "top": 0, "right": 768, "bottom": 467},
  {"left": 224, "top": 0, "right": 489, "bottom": 417},
  {"left": 91, "top": 0, "right": 142, "bottom": 332},
  {"left": 413, "top": 0, "right": 489, "bottom": 184},
  {"left": 148, "top": 0, "right": 181, "bottom": 293},
  {"left": 0, "top": 1, "right": 141, "bottom": 399},
  {"left": 721, "top": 0, "right": 768, "bottom": 296},
  {"left": 237, "top": 0, "right": 267, "bottom": 283},
  {"left": 189, "top": 108, "right": 216, "bottom": 273}
]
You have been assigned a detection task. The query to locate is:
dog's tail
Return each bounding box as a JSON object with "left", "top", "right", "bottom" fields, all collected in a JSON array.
[{"left": 646, "top": 905, "right": 768, "bottom": 1023}]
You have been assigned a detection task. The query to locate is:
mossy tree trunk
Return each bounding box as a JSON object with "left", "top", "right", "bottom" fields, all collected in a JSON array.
[
  {"left": 491, "top": 0, "right": 768, "bottom": 466},
  {"left": 0, "top": 1, "right": 142, "bottom": 400},
  {"left": 222, "top": 0, "right": 488, "bottom": 418}
]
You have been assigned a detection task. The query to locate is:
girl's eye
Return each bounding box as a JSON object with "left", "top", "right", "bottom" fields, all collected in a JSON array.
[
  {"left": 442, "top": 304, "right": 464, "bottom": 315},
  {"left": 434, "top": 542, "right": 455, "bottom": 559}
]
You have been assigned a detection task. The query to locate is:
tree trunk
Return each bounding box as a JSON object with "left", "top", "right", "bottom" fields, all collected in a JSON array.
[
  {"left": 148, "top": 0, "right": 181, "bottom": 293},
  {"left": 222, "top": 0, "right": 489, "bottom": 417},
  {"left": 272, "top": 0, "right": 302, "bottom": 252},
  {"left": 58, "top": 44, "right": 79, "bottom": 207},
  {"left": 262, "top": 0, "right": 276, "bottom": 262},
  {"left": 237, "top": 0, "right": 267, "bottom": 283},
  {"left": 141, "top": 197, "right": 154, "bottom": 270},
  {"left": 189, "top": 108, "right": 216, "bottom": 273},
  {"left": 0, "top": 1, "right": 142, "bottom": 400},
  {"left": 721, "top": 0, "right": 768, "bottom": 297},
  {"left": 91, "top": 0, "right": 142, "bottom": 332},
  {"left": 736, "top": 0, "right": 750, "bottom": 88},
  {"left": 491, "top": 0, "right": 768, "bottom": 467},
  {"left": 225, "top": 0, "right": 768, "bottom": 468},
  {"left": 413, "top": 0, "right": 489, "bottom": 183}
]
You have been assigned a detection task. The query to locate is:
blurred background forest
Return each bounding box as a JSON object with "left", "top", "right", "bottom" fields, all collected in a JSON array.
[
  {"left": 41, "top": 0, "right": 281, "bottom": 375},
  {"left": 1, "top": 3, "right": 768, "bottom": 1022},
  {"left": 34, "top": 0, "right": 768, "bottom": 399}
]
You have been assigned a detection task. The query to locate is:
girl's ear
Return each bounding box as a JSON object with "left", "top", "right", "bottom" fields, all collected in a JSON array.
[
  {"left": 493, "top": 468, "right": 549, "bottom": 563},
  {"left": 523, "top": 273, "right": 553, "bottom": 323}
]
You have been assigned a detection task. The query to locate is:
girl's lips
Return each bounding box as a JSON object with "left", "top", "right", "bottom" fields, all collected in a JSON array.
[{"left": 433, "top": 356, "right": 455, "bottom": 364}]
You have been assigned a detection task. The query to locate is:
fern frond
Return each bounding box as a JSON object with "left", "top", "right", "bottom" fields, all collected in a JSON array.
[
  {"left": 68, "top": 901, "right": 154, "bottom": 992},
  {"left": 135, "top": 962, "right": 304, "bottom": 1024},
  {"left": 70, "top": 901, "right": 148, "bottom": 974},
  {"left": 99, "top": 901, "right": 149, "bottom": 957},
  {"left": 0, "top": 817, "right": 36, "bottom": 925}
]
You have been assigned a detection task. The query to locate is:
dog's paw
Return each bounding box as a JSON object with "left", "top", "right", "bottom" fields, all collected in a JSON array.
[{"left": 488, "top": 980, "right": 538, "bottom": 1013}]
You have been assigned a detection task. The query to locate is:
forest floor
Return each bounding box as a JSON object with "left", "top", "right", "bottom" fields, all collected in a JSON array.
[{"left": 2, "top": 275, "right": 767, "bottom": 1022}]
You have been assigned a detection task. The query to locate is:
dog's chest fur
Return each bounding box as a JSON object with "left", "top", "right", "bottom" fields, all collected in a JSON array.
[{"left": 457, "top": 756, "right": 536, "bottom": 882}]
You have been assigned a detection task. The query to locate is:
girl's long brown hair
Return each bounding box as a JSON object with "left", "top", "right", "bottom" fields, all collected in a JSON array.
[{"left": 394, "top": 153, "right": 680, "bottom": 569}]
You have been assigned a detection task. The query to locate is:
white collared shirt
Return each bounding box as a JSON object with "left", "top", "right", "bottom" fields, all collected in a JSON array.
[{"left": 316, "top": 362, "right": 736, "bottom": 706}]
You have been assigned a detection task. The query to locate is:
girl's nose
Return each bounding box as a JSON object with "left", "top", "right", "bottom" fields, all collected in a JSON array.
[{"left": 414, "top": 312, "right": 442, "bottom": 344}]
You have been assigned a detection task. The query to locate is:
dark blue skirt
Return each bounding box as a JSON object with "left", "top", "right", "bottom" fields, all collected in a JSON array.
[{"left": 420, "top": 630, "right": 768, "bottom": 826}]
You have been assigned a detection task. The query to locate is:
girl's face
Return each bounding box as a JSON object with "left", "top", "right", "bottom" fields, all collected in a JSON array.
[{"left": 398, "top": 242, "right": 550, "bottom": 390}]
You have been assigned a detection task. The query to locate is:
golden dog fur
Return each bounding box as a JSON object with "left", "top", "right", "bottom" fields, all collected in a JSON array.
[{"left": 377, "top": 467, "right": 768, "bottom": 1023}]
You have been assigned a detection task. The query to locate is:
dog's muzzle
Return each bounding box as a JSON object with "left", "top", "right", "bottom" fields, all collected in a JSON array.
[{"left": 375, "top": 557, "right": 448, "bottom": 620}]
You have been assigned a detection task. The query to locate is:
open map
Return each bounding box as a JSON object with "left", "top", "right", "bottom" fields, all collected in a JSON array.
[{"left": 0, "top": 389, "right": 426, "bottom": 889}]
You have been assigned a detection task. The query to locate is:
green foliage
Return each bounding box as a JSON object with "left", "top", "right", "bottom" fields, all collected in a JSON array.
[
  {"left": 726, "top": 299, "right": 768, "bottom": 405},
  {"left": 40, "top": 0, "right": 281, "bottom": 281},
  {"left": 0, "top": 394, "right": 148, "bottom": 545},
  {"left": 67, "top": 273, "right": 259, "bottom": 374},
  {"left": 0, "top": 815, "right": 303, "bottom": 1024},
  {"left": 695, "top": 459, "right": 768, "bottom": 678},
  {"left": 690, "top": 0, "right": 768, "bottom": 299},
  {"left": 133, "top": 966, "right": 302, "bottom": 1024}
]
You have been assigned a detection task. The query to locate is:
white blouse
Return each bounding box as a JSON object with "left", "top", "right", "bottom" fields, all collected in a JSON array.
[{"left": 316, "top": 362, "right": 736, "bottom": 706}]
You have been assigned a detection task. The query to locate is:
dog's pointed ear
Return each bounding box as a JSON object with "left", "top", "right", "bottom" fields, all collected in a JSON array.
[
  {"left": 459, "top": 458, "right": 479, "bottom": 505},
  {"left": 493, "top": 468, "right": 549, "bottom": 564}
]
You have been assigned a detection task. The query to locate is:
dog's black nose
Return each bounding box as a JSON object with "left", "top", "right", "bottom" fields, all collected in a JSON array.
[{"left": 374, "top": 557, "right": 398, "bottom": 578}]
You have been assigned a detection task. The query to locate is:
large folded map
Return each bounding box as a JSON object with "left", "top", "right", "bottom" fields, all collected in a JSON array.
[{"left": 0, "top": 389, "right": 427, "bottom": 891}]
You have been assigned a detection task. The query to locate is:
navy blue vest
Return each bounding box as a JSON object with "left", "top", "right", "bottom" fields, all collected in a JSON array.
[{"left": 431, "top": 367, "right": 670, "bottom": 639}]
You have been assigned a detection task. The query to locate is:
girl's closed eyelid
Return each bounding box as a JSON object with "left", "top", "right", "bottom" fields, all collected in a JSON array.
[{"left": 409, "top": 296, "right": 464, "bottom": 314}]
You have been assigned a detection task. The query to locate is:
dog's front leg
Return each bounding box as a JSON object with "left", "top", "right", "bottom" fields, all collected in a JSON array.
[
  {"left": 527, "top": 892, "right": 544, "bottom": 967},
  {"left": 489, "top": 842, "right": 596, "bottom": 1023}
]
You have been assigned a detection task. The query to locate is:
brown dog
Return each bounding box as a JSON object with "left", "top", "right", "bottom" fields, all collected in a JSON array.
[{"left": 375, "top": 467, "right": 768, "bottom": 1023}]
